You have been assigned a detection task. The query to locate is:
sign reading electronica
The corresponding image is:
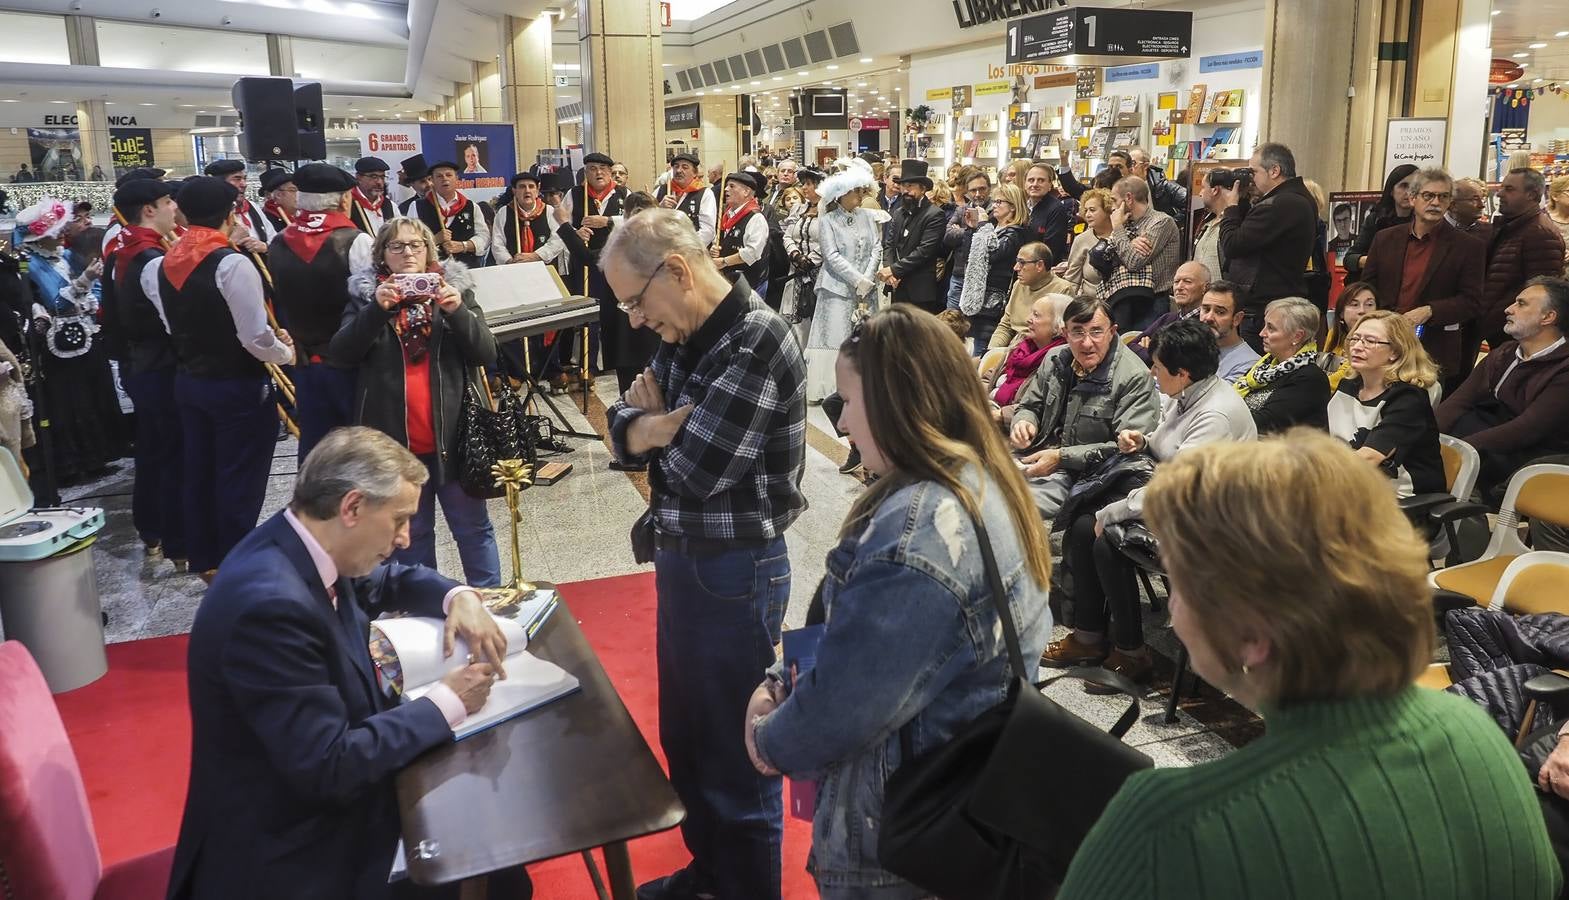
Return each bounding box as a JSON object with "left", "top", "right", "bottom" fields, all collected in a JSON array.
[
  {"left": 1006, "top": 6, "right": 1192, "bottom": 65},
  {"left": 954, "top": 0, "right": 1067, "bottom": 30}
]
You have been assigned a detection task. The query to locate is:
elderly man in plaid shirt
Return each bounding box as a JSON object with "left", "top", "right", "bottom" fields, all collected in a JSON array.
[
  {"left": 1101, "top": 175, "right": 1181, "bottom": 334},
  {"left": 603, "top": 208, "right": 806, "bottom": 900}
]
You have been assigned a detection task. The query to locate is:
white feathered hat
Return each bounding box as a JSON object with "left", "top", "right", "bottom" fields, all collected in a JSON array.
[
  {"left": 16, "top": 197, "right": 69, "bottom": 242},
  {"left": 819, "top": 166, "right": 875, "bottom": 210}
]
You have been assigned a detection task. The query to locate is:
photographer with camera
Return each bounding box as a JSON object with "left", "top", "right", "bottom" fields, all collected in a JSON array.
[{"left": 1217, "top": 143, "right": 1319, "bottom": 352}]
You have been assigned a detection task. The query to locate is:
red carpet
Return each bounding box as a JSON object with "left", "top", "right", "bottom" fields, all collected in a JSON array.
[{"left": 53, "top": 572, "right": 818, "bottom": 898}]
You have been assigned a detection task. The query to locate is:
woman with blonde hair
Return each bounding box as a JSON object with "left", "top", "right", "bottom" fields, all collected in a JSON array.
[
  {"left": 1057, "top": 431, "right": 1560, "bottom": 899},
  {"left": 1326, "top": 309, "right": 1444, "bottom": 496},
  {"left": 746, "top": 306, "right": 1052, "bottom": 899},
  {"left": 1003, "top": 158, "right": 1031, "bottom": 189},
  {"left": 1064, "top": 187, "right": 1114, "bottom": 294},
  {"left": 957, "top": 182, "right": 1030, "bottom": 353}
]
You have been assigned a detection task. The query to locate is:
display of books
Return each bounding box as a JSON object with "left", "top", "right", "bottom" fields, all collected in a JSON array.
[
  {"left": 1183, "top": 84, "right": 1208, "bottom": 125},
  {"left": 977, "top": 114, "right": 1000, "bottom": 132},
  {"left": 1087, "top": 129, "right": 1112, "bottom": 159},
  {"left": 1114, "top": 95, "right": 1140, "bottom": 127},
  {"left": 959, "top": 115, "right": 977, "bottom": 133},
  {"left": 977, "top": 139, "right": 999, "bottom": 158},
  {"left": 1209, "top": 90, "right": 1245, "bottom": 124},
  {"left": 1094, "top": 96, "right": 1116, "bottom": 127}
]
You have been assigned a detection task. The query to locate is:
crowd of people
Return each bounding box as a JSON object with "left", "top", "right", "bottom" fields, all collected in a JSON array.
[{"left": 7, "top": 134, "right": 1569, "bottom": 900}]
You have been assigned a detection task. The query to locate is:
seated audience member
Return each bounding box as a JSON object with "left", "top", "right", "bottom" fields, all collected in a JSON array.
[
  {"left": 935, "top": 308, "right": 972, "bottom": 343},
  {"left": 1234, "top": 297, "right": 1330, "bottom": 433},
  {"left": 746, "top": 306, "right": 1052, "bottom": 900},
  {"left": 1327, "top": 310, "right": 1445, "bottom": 498},
  {"left": 1133, "top": 259, "right": 1211, "bottom": 362},
  {"left": 1198, "top": 280, "right": 1261, "bottom": 383},
  {"left": 167, "top": 427, "right": 531, "bottom": 900},
  {"left": 1043, "top": 319, "right": 1256, "bottom": 682},
  {"left": 1056, "top": 431, "right": 1561, "bottom": 900},
  {"left": 1438, "top": 275, "right": 1569, "bottom": 495},
  {"left": 988, "top": 240, "right": 1073, "bottom": 350},
  {"left": 1009, "top": 296, "right": 1161, "bottom": 521},
  {"left": 957, "top": 183, "right": 1031, "bottom": 353},
  {"left": 1318, "top": 281, "right": 1380, "bottom": 391},
  {"left": 988, "top": 293, "right": 1071, "bottom": 426}
]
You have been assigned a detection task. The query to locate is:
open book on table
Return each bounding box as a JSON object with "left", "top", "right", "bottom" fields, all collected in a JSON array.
[{"left": 369, "top": 587, "right": 578, "bottom": 740}]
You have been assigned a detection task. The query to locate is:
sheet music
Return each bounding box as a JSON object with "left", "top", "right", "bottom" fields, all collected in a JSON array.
[{"left": 468, "top": 262, "right": 574, "bottom": 326}]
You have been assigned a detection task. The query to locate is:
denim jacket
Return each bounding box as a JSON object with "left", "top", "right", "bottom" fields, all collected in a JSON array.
[{"left": 752, "top": 468, "right": 1053, "bottom": 891}]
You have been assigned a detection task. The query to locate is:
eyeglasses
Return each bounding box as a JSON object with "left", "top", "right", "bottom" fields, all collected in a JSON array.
[
  {"left": 1346, "top": 333, "right": 1391, "bottom": 348},
  {"left": 385, "top": 240, "right": 425, "bottom": 254},
  {"left": 616, "top": 259, "right": 668, "bottom": 315},
  {"left": 1417, "top": 191, "right": 1451, "bottom": 203},
  {"left": 1066, "top": 327, "right": 1110, "bottom": 342},
  {"left": 1015, "top": 257, "right": 1042, "bottom": 266}
]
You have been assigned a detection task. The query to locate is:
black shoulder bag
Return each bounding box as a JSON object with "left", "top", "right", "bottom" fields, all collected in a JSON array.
[
  {"left": 457, "top": 370, "right": 539, "bottom": 499},
  {"left": 878, "top": 512, "right": 1154, "bottom": 900}
]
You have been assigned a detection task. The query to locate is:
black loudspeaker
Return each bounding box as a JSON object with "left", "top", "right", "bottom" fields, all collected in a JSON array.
[
  {"left": 232, "top": 77, "right": 299, "bottom": 161},
  {"left": 293, "top": 82, "right": 326, "bottom": 161}
]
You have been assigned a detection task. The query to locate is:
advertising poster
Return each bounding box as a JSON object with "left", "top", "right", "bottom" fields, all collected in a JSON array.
[
  {"left": 1327, "top": 190, "right": 1382, "bottom": 300},
  {"left": 1384, "top": 118, "right": 1447, "bottom": 178},
  {"left": 358, "top": 122, "right": 516, "bottom": 199},
  {"left": 110, "top": 128, "right": 154, "bottom": 173},
  {"left": 27, "top": 127, "right": 82, "bottom": 179}
]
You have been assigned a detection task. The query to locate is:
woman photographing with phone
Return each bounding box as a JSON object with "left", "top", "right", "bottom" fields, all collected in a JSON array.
[{"left": 333, "top": 217, "right": 502, "bottom": 586}]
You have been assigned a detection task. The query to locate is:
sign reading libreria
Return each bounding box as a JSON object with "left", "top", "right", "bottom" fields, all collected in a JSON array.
[{"left": 955, "top": 0, "right": 1067, "bottom": 30}]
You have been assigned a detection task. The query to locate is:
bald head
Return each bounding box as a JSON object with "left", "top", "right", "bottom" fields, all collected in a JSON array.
[{"left": 1173, "top": 260, "right": 1212, "bottom": 309}]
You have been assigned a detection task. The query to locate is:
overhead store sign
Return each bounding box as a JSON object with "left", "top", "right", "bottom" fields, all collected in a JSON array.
[
  {"left": 665, "top": 103, "right": 700, "bottom": 130},
  {"left": 1105, "top": 62, "right": 1159, "bottom": 83},
  {"left": 1006, "top": 6, "right": 1192, "bottom": 66},
  {"left": 1199, "top": 50, "right": 1264, "bottom": 72},
  {"left": 110, "top": 128, "right": 153, "bottom": 171},
  {"left": 954, "top": 0, "right": 1068, "bottom": 30}
]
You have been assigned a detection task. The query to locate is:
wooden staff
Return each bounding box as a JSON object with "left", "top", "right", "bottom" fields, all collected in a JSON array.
[{"left": 235, "top": 241, "right": 300, "bottom": 432}]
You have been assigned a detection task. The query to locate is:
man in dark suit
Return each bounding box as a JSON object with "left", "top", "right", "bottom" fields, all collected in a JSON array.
[
  {"left": 878, "top": 159, "right": 948, "bottom": 314},
  {"left": 167, "top": 427, "right": 522, "bottom": 900},
  {"left": 1361, "top": 167, "right": 1484, "bottom": 392}
]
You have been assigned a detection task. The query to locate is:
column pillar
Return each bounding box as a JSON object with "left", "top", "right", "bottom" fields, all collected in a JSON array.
[
  {"left": 577, "top": 0, "right": 664, "bottom": 192},
  {"left": 1409, "top": 0, "right": 1492, "bottom": 178},
  {"left": 1257, "top": 0, "right": 1363, "bottom": 191},
  {"left": 504, "top": 15, "right": 558, "bottom": 165},
  {"left": 267, "top": 34, "right": 295, "bottom": 78},
  {"left": 63, "top": 16, "right": 113, "bottom": 178},
  {"left": 453, "top": 82, "right": 476, "bottom": 120}
]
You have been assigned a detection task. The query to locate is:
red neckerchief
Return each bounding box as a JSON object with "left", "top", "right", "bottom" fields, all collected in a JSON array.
[
  {"left": 377, "top": 270, "right": 440, "bottom": 362},
  {"left": 720, "top": 198, "right": 759, "bottom": 233},
  {"left": 351, "top": 187, "right": 384, "bottom": 219},
  {"left": 668, "top": 178, "right": 707, "bottom": 199},
  {"left": 279, "top": 211, "right": 357, "bottom": 263},
  {"left": 109, "top": 225, "right": 166, "bottom": 283},
  {"left": 585, "top": 180, "right": 616, "bottom": 206},
  {"left": 428, "top": 190, "right": 468, "bottom": 225},
  {"left": 235, "top": 198, "right": 256, "bottom": 223},
  {"left": 162, "top": 226, "right": 232, "bottom": 290},
  {"left": 514, "top": 199, "right": 545, "bottom": 255},
  {"left": 263, "top": 198, "right": 293, "bottom": 227}
]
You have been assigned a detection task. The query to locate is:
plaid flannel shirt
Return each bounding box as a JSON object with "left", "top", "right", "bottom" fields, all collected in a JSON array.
[
  {"left": 609, "top": 280, "right": 807, "bottom": 541},
  {"left": 1100, "top": 208, "right": 1181, "bottom": 301}
]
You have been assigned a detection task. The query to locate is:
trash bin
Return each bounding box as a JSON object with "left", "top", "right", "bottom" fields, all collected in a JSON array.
[{"left": 0, "top": 449, "right": 106, "bottom": 693}]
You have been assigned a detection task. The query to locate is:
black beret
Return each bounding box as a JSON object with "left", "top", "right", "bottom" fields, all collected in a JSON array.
[
  {"left": 726, "top": 169, "right": 766, "bottom": 197},
  {"left": 400, "top": 154, "right": 429, "bottom": 180},
  {"left": 112, "top": 178, "right": 173, "bottom": 215},
  {"left": 259, "top": 168, "right": 294, "bottom": 194},
  {"left": 115, "top": 167, "right": 165, "bottom": 188},
  {"left": 294, "top": 163, "right": 356, "bottom": 193},
  {"left": 428, "top": 160, "right": 460, "bottom": 175},
  {"left": 582, "top": 152, "right": 615, "bottom": 167},
  {"left": 176, "top": 176, "right": 241, "bottom": 222},
  {"left": 204, "top": 159, "right": 246, "bottom": 177},
  {"left": 670, "top": 152, "right": 700, "bottom": 168},
  {"left": 511, "top": 170, "right": 540, "bottom": 188},
  {"left": 355, "top": 156, "right": 390, "bottom": 174}
]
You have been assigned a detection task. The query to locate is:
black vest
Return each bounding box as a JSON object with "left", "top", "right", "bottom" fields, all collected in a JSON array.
[
  {"left": 350, "top": 196, "right": 396, "bottom": 236},
  {"left": 267, "top": 227, "right": 360, "bottom": 364},
  {"left": 263, "top": 208, "right": 290, "bottom": 236},
  {"left": 112, "top": 248, "right": 177, "bottom": 375},
  {"left": 158, "top": 248, "right": 265, "bottom": 380},
  {"left": 414, "top": 193, "right": 481, "bottom": 267},
  {"left": 655, "top": 184, "right": 705, "bottom": 231},
  {"left": 570, "top": 185, "right": 626, "bottom": 258},
  {"left": 500, "top": 202, "right": 553, "bottom": 258},
  {"left": 236, "top": 200, "right": 269, "bottom": 239},
  {"left": 719, "top": 209, "right": 768, "bottom": 290}
]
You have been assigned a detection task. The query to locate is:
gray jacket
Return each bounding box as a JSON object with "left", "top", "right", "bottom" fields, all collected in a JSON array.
[
  {"left": 1012, "top": 340, "right": 1161, "bottom": 471},
  {"left": 816, "top": 205, "right": 882, "bottom": 301}
]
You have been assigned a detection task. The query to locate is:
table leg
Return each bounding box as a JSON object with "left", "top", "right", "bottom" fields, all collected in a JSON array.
[{"left": 603, "top": 841, "right": 636, "bottom": 900}]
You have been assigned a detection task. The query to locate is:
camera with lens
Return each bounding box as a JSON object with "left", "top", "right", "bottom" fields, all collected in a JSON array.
[{"left": 1205, "top": 167, "right": 1251, "bottom": 192}]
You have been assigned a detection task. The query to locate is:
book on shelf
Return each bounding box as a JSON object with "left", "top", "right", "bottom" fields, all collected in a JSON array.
[
  {"left": 1087, "top": 129, "right": 1112, "bottom": 159},
  {"left": 1112, "top": 130, "right": 1134, "bottom": 148},
  {"left": 959, "top": 114, "right": 977, "bottom": 132},
  {"left": 368, "top": 587, "right": 577, "bottom": 740},
  {"left": 967, "top": 137, "right": 980, "bottom": 158},
  {"left": 977, "top": 140, "right": 999, "bottom": 158},
  {"left": 1094, "top": 96, "right": 1116, "bottom": 127},
  {"left": 1211, "top": 125, "right": 1239, "bottom": 146},
  {"left": 978, "top": 114, "right": 1000, "bottom": 132},
  {"left": 1183, "top": 84, "right": 1208, "bottom": 125}
]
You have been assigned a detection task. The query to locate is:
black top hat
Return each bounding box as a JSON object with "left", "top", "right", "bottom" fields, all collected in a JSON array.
[
  {"left": 795, "top": 166, "right": 827, "bottom": 184},
  {"left": 582, "top": 152, "right": 615, "bottom": 167},
  {"left": 294, "top": 163, "right": 355, "bottom": 193},
  {"left": 896, "top": 159, "right": 933, "bottom": 187},
  {"left": 400, "top": 154, "right": 430, "bottom": 180},
  {"left": 670, "top": 151, "right": 701, "bottom": 168},
  {"left": 176, "top": 176, "right": 241, "bottom": 222},
  {"left": 355, "top": 156, "right": 390, "bottom": 175},
  {"left": 259, "top": 168, "right": 294, "bottom": 194},
  {"left": 112, "top": 178, "right": 173, "bottom": 217},
  {"left": 726, "top": 169, "right": 767, "bottom": 198},
  {"left": 539, "top": 168, "right": 573, "bottom": 195}
]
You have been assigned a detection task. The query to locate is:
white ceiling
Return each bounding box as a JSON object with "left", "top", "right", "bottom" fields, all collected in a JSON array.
[{"left": 1490, "top": 0, "right": 1569, "bottom": 86}]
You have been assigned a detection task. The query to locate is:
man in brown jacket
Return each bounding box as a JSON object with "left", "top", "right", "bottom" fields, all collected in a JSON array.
[
  {"left": 1438, "top": 275, "right": 1569, "bottom": 495},
  {"left": 1360, "top": 168, "right": 1484, "bottom": 391},
  {"left": 1466, "top": 168, "right": 1566, "bottom": 376}
]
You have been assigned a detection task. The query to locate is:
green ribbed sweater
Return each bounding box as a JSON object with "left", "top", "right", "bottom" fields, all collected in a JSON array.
[{"left": 1057, "top": 687, "right": 1562, "bottom": 899}]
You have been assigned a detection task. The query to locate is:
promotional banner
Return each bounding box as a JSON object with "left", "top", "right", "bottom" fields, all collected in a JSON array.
[
  {"left": 27, "top": 127, "right": 82, "bottom": 179},
  {"left": 358, "top": 122, "right": 517, "bottom": 195},
  {"left": 110, "top": 128, "right": 154, "bottom": 173}
]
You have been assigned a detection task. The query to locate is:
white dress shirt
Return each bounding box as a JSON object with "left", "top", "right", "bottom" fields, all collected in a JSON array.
[
  {"left": 434, "top": 191, "right": 489, "bottom": 257},
  {"left": 489, "top": 203, "right": 567, "bottom": 268}
]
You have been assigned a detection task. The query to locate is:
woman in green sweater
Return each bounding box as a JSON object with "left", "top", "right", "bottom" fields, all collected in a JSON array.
[{"left": 1057, "top": 429, "right": 1562, "bottom": 900}]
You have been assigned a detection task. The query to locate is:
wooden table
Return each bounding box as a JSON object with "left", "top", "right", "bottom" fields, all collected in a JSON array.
[{"left": 395, "top": 587, "right": 684, "bottom": 898}]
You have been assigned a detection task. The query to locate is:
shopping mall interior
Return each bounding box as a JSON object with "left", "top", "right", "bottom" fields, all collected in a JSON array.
[{"left": 5, "top": 0, "right": 1569, "bottom": 898}]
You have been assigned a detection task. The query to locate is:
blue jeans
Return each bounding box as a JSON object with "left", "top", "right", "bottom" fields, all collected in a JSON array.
[
  {"left": 394, "top": 458, "right": 502, "bottom": 587},
  {"left": 122, "top": 366, "right": 185, "bottom": 558},
  {"left": 969, "top": 311, "right": 1001, "bottom": 356},
  {"left": 655, "top": 539, "right": 789, "bottom": 900},
  {"left": 294, "top": 363, "right": 356, "bottom": 462},
  {"left": 945, "top": 273, "right": 965, "bottom": 311},
  {"left": 174, "top": 374, "right": 277, "bottom": 572}
]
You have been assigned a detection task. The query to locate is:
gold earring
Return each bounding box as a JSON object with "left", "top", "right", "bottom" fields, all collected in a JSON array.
[{"left": 1241, "top": 664, "right": 1251, "bottom": 675}]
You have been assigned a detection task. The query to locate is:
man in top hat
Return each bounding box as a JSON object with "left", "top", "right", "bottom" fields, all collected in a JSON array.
[
  {"left": 267, "top": 163, "right": 375, "bottom": 462},
  {"left": 139, "top": 176, "right": 296, "bottom": 579},
  {"left": 350, "top": 156, "right": 397, "bottom": 236},
  {"left": 655, "top": 151, "right": 716, "bottom": 247},
  {"left": 394, "top": 154, "right": 431, "bottom": 216},
  {"left": 712, "top": 169, "right": 771, "bottom": 293},
  {"left": 205, "top": 158, "right": 274, "bottom": 248},
  {"left": 259, "top": 168, "right": 297, "bottom": 234},
  {"left": 101, "top": 176, "right": 187, "bottom": 569},
  {"left": 879, "top": 159, "right": 947, "bottom": 314},
  {"left": 412, "top": 160, "right": 487, "bottom": 268}
]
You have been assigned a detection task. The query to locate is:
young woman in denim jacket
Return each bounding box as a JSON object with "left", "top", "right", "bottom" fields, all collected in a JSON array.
[{"left": 744, "top": 305, "right": 1054, "bottom": 899}]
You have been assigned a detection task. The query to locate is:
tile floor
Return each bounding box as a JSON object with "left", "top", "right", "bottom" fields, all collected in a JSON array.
[{"left": 52, "top": 373, "right": 1249, "bottom": 767}]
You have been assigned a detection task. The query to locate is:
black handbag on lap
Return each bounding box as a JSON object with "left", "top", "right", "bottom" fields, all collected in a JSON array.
[
  {"left": 878, "top": 513, "right": 1154, "bottom": 900},
  {"left": 457, "top": 370, "right": 539, "bottom": 499}
]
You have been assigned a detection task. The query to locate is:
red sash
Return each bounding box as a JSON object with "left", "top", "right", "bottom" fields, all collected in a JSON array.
[
  {"left": 162, "top": 227, "right": 231, "bottom": 290},
  {"left": 279, "top": 211, "right": 357, "bottom": 264},
  {"left": 109, "top": 225, "right": 166, "bottom": 283},
  {"left": 720, "top": 199, "right": 759, "bottom": 233}
]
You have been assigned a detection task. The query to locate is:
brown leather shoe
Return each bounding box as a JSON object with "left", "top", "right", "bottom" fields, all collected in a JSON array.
[
  {"left": 1040, "top": 632, "right": 1107, "bottom": 668},
  {"left": 1085, "top": 647, "right": 1155, "bottom": 693}
]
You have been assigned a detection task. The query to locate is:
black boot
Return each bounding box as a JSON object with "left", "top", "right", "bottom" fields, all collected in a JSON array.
[{"left": 839, "top": 446, "right": 861, "bottom": 474}]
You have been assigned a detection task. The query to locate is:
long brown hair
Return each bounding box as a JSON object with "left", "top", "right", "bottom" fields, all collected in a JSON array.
[{"left": 838, "top": 306, "right": 1052, "bottom": 587}]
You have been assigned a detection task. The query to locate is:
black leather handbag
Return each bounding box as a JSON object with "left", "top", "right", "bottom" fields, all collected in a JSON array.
[
  {"left": 457, "top": 370, "right": 539, "bottom": 499},
  {"left": 878, "top": 513, "right": 1154, "bottom": 900}
]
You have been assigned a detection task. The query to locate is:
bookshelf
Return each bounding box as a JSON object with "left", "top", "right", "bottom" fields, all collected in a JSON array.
[{"left": 1163, "top": 85, "right": 1246, "bottom": 175}]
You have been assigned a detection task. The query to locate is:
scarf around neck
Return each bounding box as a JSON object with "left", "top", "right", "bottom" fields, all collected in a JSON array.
[
  {"left": 585, "top": 180, "right": 616, "bottom": 206},
  {"left": 959, "top": 222, "right": 1001, "bottom": 315},
  {"left": 513, "top": 199, "right": 545, "bottom": 254},
  {"left": 668, "top": 178, "right": 707, "bottom": 199},
  {"left": 162, "top": 226, "right": 232, "bottom": 290},
  {"left": 1236, "top": 342, "right": 1319, "bottom": 402},
  {"left": 996, "top": 336, "right": 1061, "bottom": 406},
  {"left": 109, "top": 225, "right": 166, "bottom": 283},
  {"left": 263, "top": 197, "right": 293, "bottom": 228},
  {"left": 721, "top": 198, "right": 759, "bottom": 234},
  {"left": 280, "top": 210, "right": 356, "bottom": 264},
  {"left": 379, "top": 270, "right": 439, "bottom": 362},
  {"left": 430, "top": 190, "right": 468, "bottom": 223}
]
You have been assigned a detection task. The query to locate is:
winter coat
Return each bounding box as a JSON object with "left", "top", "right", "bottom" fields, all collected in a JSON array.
[{"left": 1482, "top": 209, "right": 1566, "bottom": 339}]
